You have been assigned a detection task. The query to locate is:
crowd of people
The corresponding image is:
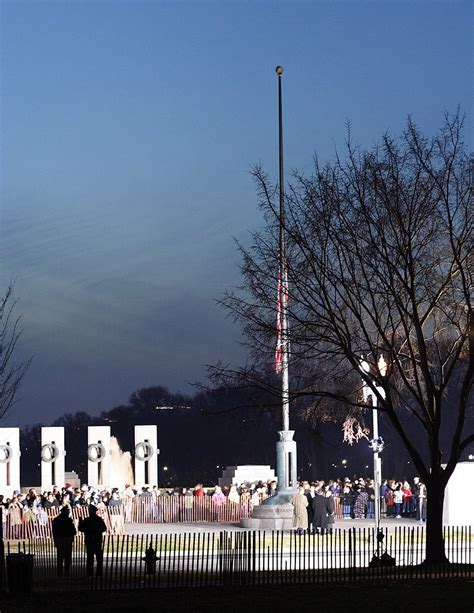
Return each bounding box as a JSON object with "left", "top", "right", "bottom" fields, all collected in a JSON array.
[
  {"left": 0, "top": 484, "right": 126, "bottom": 539},
  {"left": 290, "top": 476, "right": 427, "bottom": 535},
  {"left": 0, "top": 481, "right": 276, "bottom": 518},
  {"left": 0, "top": 474, "right": 427, "bottom": 535}
]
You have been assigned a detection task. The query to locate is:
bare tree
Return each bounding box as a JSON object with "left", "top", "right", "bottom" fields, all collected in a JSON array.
[
  {"left": 0, "top": 284, "right": 31, "bottom": 419},
  {"left": 221, "top": 113, "right": 472, "bottom": 563}
]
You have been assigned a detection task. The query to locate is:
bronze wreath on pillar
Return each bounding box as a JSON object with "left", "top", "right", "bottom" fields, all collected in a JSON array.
[
  {"left": 41, "top": 443, "right": 59, "bottom": 463},
  {"left": 135, "top": 441, "right": 154, "bottom": 461},
  {"left": 0, "top": 444, "right": 12, "bottom": 464},
  {"left": 87, "top": 442, "right": 106, "bottom": 463}
]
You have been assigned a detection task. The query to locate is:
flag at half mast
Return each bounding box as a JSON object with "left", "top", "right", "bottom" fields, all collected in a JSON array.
[{"left": 275, "top": 266, "right": 288, "bottom": 374}]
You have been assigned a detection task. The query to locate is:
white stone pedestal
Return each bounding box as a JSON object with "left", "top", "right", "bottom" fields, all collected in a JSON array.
[
  {"left": 219, "top": 465, "right": 276, "bottom": 488},
  {"left": 240, "top": 488, "right": 296, "bottom": 530}
]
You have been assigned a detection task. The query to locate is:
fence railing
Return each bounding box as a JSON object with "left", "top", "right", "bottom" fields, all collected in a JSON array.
[
  {"left": 2, "top": 498, "right": 254, "bottom": 540},
  {"left": 126, "top": 496, "right": 252, "bottom": 524},
  {"left": 2, "top": 526, "right": 472, "bottom": 593},
  {"left": 2, "top": 506, "right": 124, "bottom": 540},
  {"left": 0, "top": 495, "right": 409, "bottom": 540}
]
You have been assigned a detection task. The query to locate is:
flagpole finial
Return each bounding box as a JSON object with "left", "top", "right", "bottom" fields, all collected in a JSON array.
[{"left": 275, "top": 65, "right": 283, "bottom": 75}]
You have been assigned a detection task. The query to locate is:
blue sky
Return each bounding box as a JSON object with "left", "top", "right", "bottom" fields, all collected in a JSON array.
[{"left": 0, "top": 0, "right": 472, "bottom": 426}]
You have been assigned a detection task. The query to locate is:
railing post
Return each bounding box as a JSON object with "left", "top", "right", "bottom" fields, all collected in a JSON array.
[
  {"left": 0, "top": 506, "right": 4, "bottom": 592},
  {"left": 348, "top": 529, "right": 352, "bottom": 579},
  {"left": 4, "top": 516, "right": 472, "bottom": 590}
]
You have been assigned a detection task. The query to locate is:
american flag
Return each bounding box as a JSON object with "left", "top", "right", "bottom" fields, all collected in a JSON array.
[{"left": 275, "top": 267, "right": 288, "bottom": 373}]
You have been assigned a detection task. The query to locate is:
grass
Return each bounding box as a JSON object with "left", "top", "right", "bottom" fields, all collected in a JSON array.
[{"left": 5, "top": 529, "right": 473, "bottom": 555}]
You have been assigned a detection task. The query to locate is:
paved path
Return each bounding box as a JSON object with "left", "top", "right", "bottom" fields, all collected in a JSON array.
[{"left": 124, "top": 517, "right": 422, "bottom": 535}]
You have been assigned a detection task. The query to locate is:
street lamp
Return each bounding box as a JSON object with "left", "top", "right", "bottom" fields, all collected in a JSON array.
[{"left": 359, "top": 355, "right": 387, "bottom": 531}]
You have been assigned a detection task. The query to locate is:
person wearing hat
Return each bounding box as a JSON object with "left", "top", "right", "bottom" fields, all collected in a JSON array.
[
  {"left": 78, "top": 504, "right": 107, "bottom": 577},
  {"left": 52, "top": 506, "right": 77, "bottom": 576}
]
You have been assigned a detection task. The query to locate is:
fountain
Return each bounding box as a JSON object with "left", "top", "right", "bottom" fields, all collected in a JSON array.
[{"left": 109, "top": 436, "right": 134, "bottom": 487}]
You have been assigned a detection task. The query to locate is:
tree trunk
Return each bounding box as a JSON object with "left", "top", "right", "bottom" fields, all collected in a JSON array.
[{"left": 424, "top": 478, "right": 448, "bottom": 564}]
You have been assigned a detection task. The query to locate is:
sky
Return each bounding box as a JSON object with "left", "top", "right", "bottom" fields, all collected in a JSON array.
[{"left": 0, "top": 0, "right": 472, "bottom": 427}]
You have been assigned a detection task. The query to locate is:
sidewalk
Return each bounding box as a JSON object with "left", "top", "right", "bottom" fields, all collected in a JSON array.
[{"left": 124, "top": 516, "right": 421, "bottom": 536}]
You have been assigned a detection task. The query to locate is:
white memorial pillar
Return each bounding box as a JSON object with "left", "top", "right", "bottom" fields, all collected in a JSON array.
[
  {"left": 0, "top": 428, "right": 20, "bottom": 497},
  {"left": 87, "top": 426, "right": 111, "bottom": 488},
  {"left": 41, "top": 427, "right": 66, "bottom": 491},
  {"left": 134, "top": 425, "right": 159, "bottom": 489},
  {"left": 443, "top": 462, "right": 474, "bottom": 526}
]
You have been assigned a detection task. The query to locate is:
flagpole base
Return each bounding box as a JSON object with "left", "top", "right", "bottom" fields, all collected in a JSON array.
[
  {"left": 240, "top": 430, "right": 298, "bottom": 530},
  {"left": 240, "top": 492, "right": 295, "bottom": 530}
]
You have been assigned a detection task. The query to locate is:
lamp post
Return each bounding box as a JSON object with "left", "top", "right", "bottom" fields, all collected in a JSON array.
[{"left": 359, "top": 355, "right": 387, "bottom": 530}]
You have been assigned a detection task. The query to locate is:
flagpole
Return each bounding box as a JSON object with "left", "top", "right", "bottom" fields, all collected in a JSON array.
[
  {"left": 276, "top": 65, "right": 290, "bottom": 435},
  {"left": 274, "top": 65, "right": 296, "bottom": 494},
  {"left": 240, "top": 66, "right": 297, "bottom": 526}
]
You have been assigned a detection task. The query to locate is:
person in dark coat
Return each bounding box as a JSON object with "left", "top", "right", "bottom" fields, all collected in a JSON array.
[
  {"left": 325, "top": 489, "right": 335, "bottom": 534},
  {"left": 305, "top": 484, "right": 316, "bottom": 533},
  {"left": 78, "top": 504, "right": 107, "bottom": 577},
  {"left": 312, "top": 489, "right": 329, "bottom": 534},
  {"left": 52, "top": 506, "right": 77, "bottom": 576}
]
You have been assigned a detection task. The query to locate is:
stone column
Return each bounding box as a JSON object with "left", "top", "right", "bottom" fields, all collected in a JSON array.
[
  {"left": 87, "top": 426, "right": 111, "bottom": 488},
  {"left": 0, "top": 428, "right": 20, "bottom": 497},
  {"left": 276, "top": 430, "right": 297, "bottom": 491},
  {"left": 134, "top": 425, "right": 159, "bottom": 489},
  {"left": 41, "top": 427, "right": 66, "bottom": 491}
]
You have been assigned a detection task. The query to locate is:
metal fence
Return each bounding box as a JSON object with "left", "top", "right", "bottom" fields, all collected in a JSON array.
[
  {"left": 0, "top": 495, "right": 422, "bottom": 540},
  {"left": 2, "top": 497, "right": 255, "bottom": 539},
  {"left": 1, "top": 526, "right": 472, "bottom": 593},
  {"left": 126, "top": 496, "right": 250, "bottom": 524},
  {"left": 2, "top": 506, "right": 125, "bottom": 540}
]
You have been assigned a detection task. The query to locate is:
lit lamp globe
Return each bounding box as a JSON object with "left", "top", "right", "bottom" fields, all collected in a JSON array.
[{"left": 275, "top": 65, "right": 283, "bottom": 75}]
